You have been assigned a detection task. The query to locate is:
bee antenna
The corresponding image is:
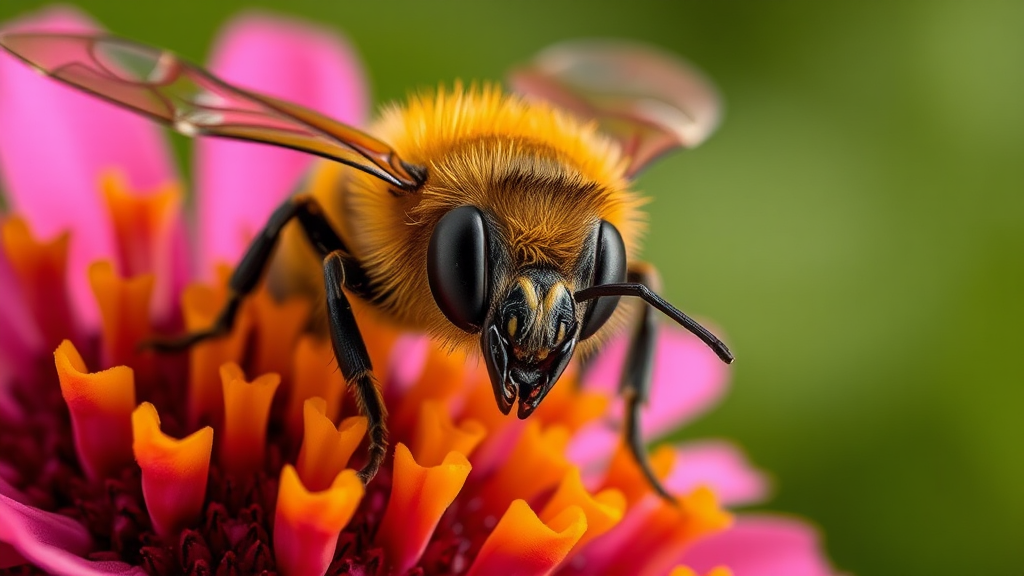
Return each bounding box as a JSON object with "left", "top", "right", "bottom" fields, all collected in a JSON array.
[{"left": 574, "top": 283, "right": 734, "bottom": 364}]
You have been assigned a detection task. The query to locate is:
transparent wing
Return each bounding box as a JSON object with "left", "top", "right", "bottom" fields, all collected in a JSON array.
[
  {"left": 0, "top": 32, "right": 425, "bottom": 190},
  {"left": 510, "top": 40, "right": 721, "bottom": 177}
]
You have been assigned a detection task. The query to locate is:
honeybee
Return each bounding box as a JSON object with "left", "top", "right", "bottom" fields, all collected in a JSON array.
[{"left": 0, "top": 32, "right": 733, "bottom": 499}]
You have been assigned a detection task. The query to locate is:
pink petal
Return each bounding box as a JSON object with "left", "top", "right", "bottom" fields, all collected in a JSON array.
[
  {"left": 568, "top": 434, "right": 768, "bottom": 507},
  {"left": 196, "top": 12, "right": 368, "bottom": 275},
  {"left": 0, "top": 6, "right": 177, "bottom": 329},
  {"left": 665, "top": 440, "right": 769, "bottom": 506},
  {"left": 566, "top": 422, "right": 618, "bottom": 474},
  {"left": 571, "top": 495, "right": 659, "bottom": 573},
  {"left": 386, "top": 334, "right": 431, "bottom": 398},
  {"left": 0, "top": 484, "right": 144, "bottom": 574},
  {"left": 0, "top": 247, "right": 42, "bottom": 378},
  {"left": 681, "top": 515, "right": 838, "bottom": 576},
  {"left": 584, "top": 323, "right": 730, "bottom": 439}
]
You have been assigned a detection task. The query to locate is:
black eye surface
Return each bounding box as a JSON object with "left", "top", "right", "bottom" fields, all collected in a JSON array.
[
  {"left": 427, "top": 206, "right": 491, "bottom": 332},
  {"left": 580, "top": 220, "right": 626, "bottom": 339}
]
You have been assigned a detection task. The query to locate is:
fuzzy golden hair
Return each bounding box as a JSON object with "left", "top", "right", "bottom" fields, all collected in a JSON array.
[{"left": 291, "top": 84, "right": 647, "bottom": 354}]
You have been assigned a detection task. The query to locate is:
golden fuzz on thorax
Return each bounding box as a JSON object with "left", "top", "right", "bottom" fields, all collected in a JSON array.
[{"left": 375, "top": 83, "right": 627, "bottom": 185}]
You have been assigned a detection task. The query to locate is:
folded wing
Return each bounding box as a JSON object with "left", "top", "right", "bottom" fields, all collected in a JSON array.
[
  {"left": 0, "top": 32, "right": 425, "bottom": 190},
  {"left": 510, "top": 40, "right": 721, "bottom": 177}
]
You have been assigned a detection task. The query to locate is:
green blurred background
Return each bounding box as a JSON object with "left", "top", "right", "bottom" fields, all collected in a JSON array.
[{"left": 1, "top": 1, "right": 1021, "bottom": 574}]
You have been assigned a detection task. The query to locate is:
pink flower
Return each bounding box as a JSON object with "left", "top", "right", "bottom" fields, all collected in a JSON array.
[{"left": 0, "top": 6, "right": 839, "bottom": 576}]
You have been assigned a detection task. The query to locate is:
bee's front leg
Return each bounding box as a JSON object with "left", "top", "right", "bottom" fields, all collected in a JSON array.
[
  {"left": 618, "top": 261, "right": 676, "bottom": 502},
  {"left": 145, "top": 193, "right": 369, "bottom": 350},
  {"left": 323, "top": 250, "right": 387, "bottom": 483}
]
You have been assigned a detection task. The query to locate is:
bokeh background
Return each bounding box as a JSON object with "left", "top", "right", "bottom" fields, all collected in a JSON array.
[{"left": 0, "top": 1, "right": 1020, "bottom": 575}]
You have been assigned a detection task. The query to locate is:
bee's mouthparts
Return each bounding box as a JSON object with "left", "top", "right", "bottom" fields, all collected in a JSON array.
[{"left": 482, "top": 323, "right": 575, "bottom": 419}]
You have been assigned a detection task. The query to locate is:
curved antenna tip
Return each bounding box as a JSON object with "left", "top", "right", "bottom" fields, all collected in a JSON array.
[{"left": 575, "top": 282, "right": 736, "bottom": 365}]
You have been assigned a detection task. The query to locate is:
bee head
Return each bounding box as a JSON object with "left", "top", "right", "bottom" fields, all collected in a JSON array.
[{"left": 427, "top": 206, "right": 626, "bottom": 418}]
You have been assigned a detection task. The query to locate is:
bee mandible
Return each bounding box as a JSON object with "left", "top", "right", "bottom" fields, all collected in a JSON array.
[{"left": 0, "top": 32, "right": 734, "bottom": 500}]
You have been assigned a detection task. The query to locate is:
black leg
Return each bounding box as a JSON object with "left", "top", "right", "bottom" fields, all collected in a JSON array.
[
  {"left": 146, "top": 194, "right": 374, "bottom": 351},
  {"left": 619, "top": 261, "right": 676, "bottom": 502},
  {"left": 147, "top": 194, "right": 389, "bottom": 483},
  {"left": 323, "top": 250, "right": 387, "bottom": 482}
]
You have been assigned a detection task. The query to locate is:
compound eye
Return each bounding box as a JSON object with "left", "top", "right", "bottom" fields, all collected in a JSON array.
[
  {"left": 580, "top": 220, "right": 626, "bottom": 339},
  {"left": 427, "top": 205, "right": 491, "bottom": 332}
]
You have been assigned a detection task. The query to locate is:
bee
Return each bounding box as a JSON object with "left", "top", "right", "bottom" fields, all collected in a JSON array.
[{"left": 0, "top": 32, "right": 733, "bottom": 499}]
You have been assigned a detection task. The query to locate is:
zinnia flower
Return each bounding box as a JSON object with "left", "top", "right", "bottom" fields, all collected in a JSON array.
[{"left": 0, "top": 6, "right": 839, "bottom": 576}]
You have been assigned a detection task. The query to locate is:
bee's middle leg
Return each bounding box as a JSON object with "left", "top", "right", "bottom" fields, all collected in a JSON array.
[
  {"left": 146, "top": 193, "right": 361, "bottom": 350},
  {"left": 323, "top": 250, "right": 387, "bottom": 483},
  {"left": 618, "top": 261, "right": 676, "bottom": 502}
]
